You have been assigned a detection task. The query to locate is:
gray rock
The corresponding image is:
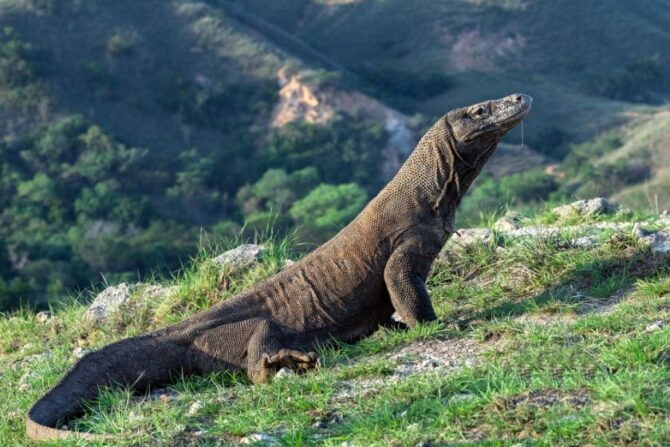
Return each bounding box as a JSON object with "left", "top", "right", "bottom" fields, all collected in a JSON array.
[
  {"left": 449, "top": 228, "right": 491, "bottom": 247},
  {"left": 35, "top": 311, "right": 51, "bottom": 324},
  {"left": 84, "top": 283, "right": 133, "bottom": 326},
  {"left": 187, "top": 401, "right": 203, "bottom": 416},
  {"left": 650, "top": 230, "right": 670, "bottom": 254},
  {"left": 138, "top": 284, "right": 178, "bottom": 301},
  {"left": 213, "top": 244, "right": 265, "bottom": 271},
  {"left": 553, "top": 197, "right": 617, "bottom": 218},
  {"left": 281, "top": 259, "right": 297, "bottom": 270},
  {"left": 72, "top": 347, "right": 93, "bottom": 359},
  {"left": 572, "top": 236, "right": 597, "bottom": 248},
  {"left": 493, "top": 211, "right": 523, "bottom": 232},
  {"left": 645, "top": 320, "right": 666, "bottom": 333},
  {"left": 240, "top": 432, "right": 278, "bottom": 445},
  {"left": 275, "top": 367, "right": 294, "bottom": 379},
  {"left": 339, "top": 442, "right": 357, "bottom": 447}
]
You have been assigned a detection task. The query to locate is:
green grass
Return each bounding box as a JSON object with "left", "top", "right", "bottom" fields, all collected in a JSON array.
[{"left": 2, "top": 208, "right": 670, "bottom": 446}]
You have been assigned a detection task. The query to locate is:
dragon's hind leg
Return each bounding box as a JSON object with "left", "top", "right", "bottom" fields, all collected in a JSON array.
[
  {"left": 246, "top": 319, "right": 319, "bottom": 384},
  {"left": 190, "top": 318, "right": 319, "bottom": 384}
]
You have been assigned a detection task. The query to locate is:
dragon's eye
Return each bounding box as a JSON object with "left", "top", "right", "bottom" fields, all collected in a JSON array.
[{"left": 474, "top": 107, "right": 485, "bottom": 116}]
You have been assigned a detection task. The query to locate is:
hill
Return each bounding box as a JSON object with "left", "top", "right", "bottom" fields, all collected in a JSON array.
[
  {"left": 1, "top": 0, "right": 670, "bottom": 310},
  {"left": 2, "top": 201, "right": 670, "bottom": 445}
]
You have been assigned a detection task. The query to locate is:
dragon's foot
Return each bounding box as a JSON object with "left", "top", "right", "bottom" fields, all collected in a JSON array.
[
  {"left": 269, "top": 349, "right": 320, "bottom": 371},
  {"left": 249, "top": 349, "right": 319, "bottom": 384}
]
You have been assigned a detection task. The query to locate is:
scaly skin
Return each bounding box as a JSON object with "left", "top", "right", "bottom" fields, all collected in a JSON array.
[{"left": 27, "top": 93, "right": 532, "bottom": 441}]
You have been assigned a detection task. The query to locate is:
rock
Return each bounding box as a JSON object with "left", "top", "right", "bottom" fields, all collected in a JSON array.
[
  {"left": 553, "top": 197, "right": 617, "bottom": 218},
  {"left": 84, "top": 283, "right": 133, "bottom": 326},
  {"left": 35, "top": 311, "right": 51, "bottom": 324},
  {"left": 142, "top": 387, "right": 179, "bottom": 403},
  {"left": 187, "top": 401, "right": 203, "bottom": 416},
  {"left": 281, "top": 259, "right": 296, "bottom": 270},
  {"left": 240, "top": 432, "right": 277, "bottom": 445},
  {"left": 312, "top": 419, "right": 329, "bottom": 429},
  {"left": 213, "top": 244, "right": 265, "bottom": 271},
  {"left": 159, "top": 393, "right": 174, "bottom": 403},
  {"left": 650, "top": 230, "right": 670, "bottom": 254},
  {"left": 448, "top": 228, "right": 491, "bottom": 248},
  {"left": 451, "top": 393, "right": 476, "bottom": 402},
  {"left": 493, "top": 211, "right": 523, "bottom": 232},
  {"left": 275, "top": 367, "right": 294, "bottom": 379},
  {"left": 645, "top": 320, "right": 666, "bottom": 333},
  {"left": 139, "top": 284, "right": 178, "bottom": 301},
  {"left": 72, "top": 347, "right": 92, "bottom": 359},
  {"left": 339, "top": 442, "right": 357, "bottom": 447},
  {"left": 572, "top": 236, "right": 597, "bottom": 248}
]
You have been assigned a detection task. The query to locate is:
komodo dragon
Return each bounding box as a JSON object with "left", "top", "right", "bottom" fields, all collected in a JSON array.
[{"left": 27, "top": 93, "right": 532, "bottom": 441}]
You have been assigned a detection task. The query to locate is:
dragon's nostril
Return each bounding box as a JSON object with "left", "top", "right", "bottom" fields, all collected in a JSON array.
[{"left": 515, "top": 95, "right": 523, "bottom": 102}]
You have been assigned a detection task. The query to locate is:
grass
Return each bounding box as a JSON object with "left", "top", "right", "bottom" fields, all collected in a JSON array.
[{"left": 1, "top": 207, "right": 670, "bottom": 446}]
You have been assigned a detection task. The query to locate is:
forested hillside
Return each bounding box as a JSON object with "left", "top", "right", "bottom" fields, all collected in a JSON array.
[{"left": 1, "top": 0, "right": 669, "bottom": 310}]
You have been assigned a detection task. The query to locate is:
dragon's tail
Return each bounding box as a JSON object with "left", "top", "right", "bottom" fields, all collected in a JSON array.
[{"left": 26, "top": 334, "right": 192, "bottom": 442}]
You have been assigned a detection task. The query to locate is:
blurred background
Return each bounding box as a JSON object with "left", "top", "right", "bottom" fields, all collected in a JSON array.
[{"left": 0, "top": 0, "right": 668, "bottom": 310}]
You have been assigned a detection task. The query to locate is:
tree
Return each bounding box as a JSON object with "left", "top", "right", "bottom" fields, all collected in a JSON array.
[{"left": 290, "top": 183, "right": 368, "bottom": 242}]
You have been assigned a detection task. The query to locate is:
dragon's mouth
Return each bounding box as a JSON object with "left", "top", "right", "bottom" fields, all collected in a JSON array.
[{"left": 494, "top": 94, "right": 532, "bottom": 129}]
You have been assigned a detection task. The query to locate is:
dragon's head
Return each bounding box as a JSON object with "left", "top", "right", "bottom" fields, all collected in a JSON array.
[{"left": 445, "top": 93, "right": 532, "bottom": 170}]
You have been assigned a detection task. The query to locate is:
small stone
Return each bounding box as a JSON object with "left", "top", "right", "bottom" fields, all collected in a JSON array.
[
  {"left": 649, "top": 230, "right": 670, "bottom": 254},
  {"left": 72, "top": 347, "right": 92, "bottom": 359},
  {"left": 493, "top": 212, "right": 523, "bottom": 232},
  {"left": 159, "top": 394, "right": 172, "bottom": 403},
  {"left": 451, "top": 393, "right": 476, "bottom": 402},
  {"left": 187, "top": 401, "right": 203, "bottom": 416},
  {"left": 240, "top": 432, "right": 277, "bottom": 445},
  {"left": 35, "top": 311, "right": 51, "bottom": 324},
  {"left": 213, "top": 244, "right": 265, "bottom": 271},
  {"left": 572, "top": 236, "right": 597, "bottom": 248},
  {"left": 139, "top": 284, "right": 178, "bottom": 301},
  {"left": 275, "top": 367, "right": 294, "bottom": 379},
  {"left": 339, "top": 442, "right": 357, "bottom": 447},
  {"left": 645, "top": 320, "right": 666, "bottom": 333},
  {"left": 632, "top": 222, "right": 646, "bottom": 238},
  {"left": 553, "top": 197, "right": 617, "bottom": 218},
  {"left": 446, "top": 228, "right": 491, "bottom": 250},
  {"left": 84, "top": 283, "right": 133, "bottom": 326},
  {"left": 281, "top": 259, "right": 296, "bottom": 270},
  {"left": 312, "top": 419, "right": 328, "bottom": 429}
]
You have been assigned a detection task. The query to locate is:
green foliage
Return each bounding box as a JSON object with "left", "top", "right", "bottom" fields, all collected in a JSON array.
[
  {"left": 236, "top": 167, "right": 319, "bottom": 215},
  {"left": 290, "top": 183, "right": 368, "bottom": 241},
  {"left": 561, "top": 131, "right": 622, "bottom": 177},
  {"left": 586, "top": 55, "right": 665, "bottom": 102},
  {"left": 263, "top": 114, "right": 386, "bottom": 192},
  {"left": 0, "top": 26, "right": 47, "bottom": 118},
  {"left": 550, "top": 130, "right": 651, "bottom": 199},
  {"left": 530, "top": 125, "right": 571, "bottom": 160},
  {"left": 358, "top": 68, "right": 453, "bottom": 100},
  {"left": 106, "top": 30, "right": 136, "bottom": 56},
  {"left": 160, "top": 77, "right": 276, "bottom": 132},
  {"left": 459, "top": 170, "right": 559, "bottom": 225}
]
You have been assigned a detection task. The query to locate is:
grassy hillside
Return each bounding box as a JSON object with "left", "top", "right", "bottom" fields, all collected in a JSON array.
[
  {"left": 553, "top": 108, "right": 670, "bottom": 211},
  {"left": 2, "top": 205, "right": 670, "bottom": 445}
]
